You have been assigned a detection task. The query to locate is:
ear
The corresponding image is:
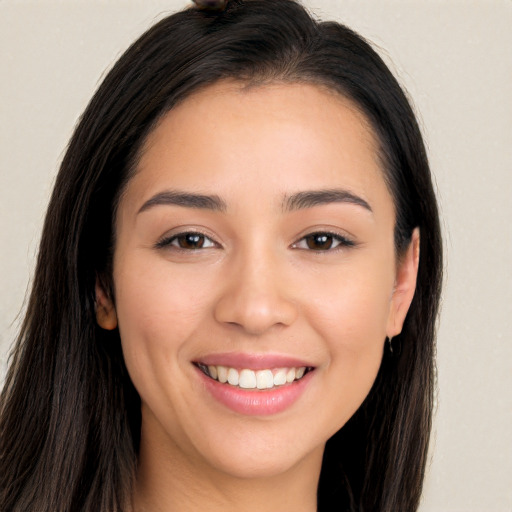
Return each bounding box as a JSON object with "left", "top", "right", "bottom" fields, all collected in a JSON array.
[
  {"left": 386, "top": 227, "right": 420, "bottom": 338},
  {"left": 95, "top": 278, "right": 118, "bottom": 330}
]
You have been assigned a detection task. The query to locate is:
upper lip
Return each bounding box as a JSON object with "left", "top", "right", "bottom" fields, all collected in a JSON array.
[{"left": 193, "top": 352, "right": 315, "bottom": 370}]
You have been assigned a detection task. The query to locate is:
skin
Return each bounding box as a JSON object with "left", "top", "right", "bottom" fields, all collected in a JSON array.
[{"left": 96, "top": 81, "right": 419, "bottom": 512}]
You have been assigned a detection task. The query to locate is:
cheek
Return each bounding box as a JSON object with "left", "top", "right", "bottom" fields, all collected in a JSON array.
[
  {"left": 301, "top": 257, "right": 394, "bottom": 419},
  {"left": 315, "top": 279, "right": 389, "bottom": 377},
  {"left": 305, "top": 257, "right": 394, "bottom": 346},
  {"left": 113, "top": 258, "right": 216, "bottom": 384}
]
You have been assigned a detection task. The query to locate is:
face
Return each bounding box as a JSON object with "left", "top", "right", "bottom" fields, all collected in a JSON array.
[{"left": 97, "top": 81, "right": 418, "bottom": 481}]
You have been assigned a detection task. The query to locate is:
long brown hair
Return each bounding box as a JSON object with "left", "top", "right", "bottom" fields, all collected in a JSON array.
[{"left": 0, "top": 1, "right": 442, "bottom": 510}]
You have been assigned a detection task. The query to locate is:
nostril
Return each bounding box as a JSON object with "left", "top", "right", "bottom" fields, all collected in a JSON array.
[{"left": 213, "top": 291, "right": 298, "bottom": 334}]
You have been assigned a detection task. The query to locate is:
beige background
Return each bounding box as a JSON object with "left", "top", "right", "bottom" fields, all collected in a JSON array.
[{"left": 1, "top": 1, "right": 511, "bottom": 510}]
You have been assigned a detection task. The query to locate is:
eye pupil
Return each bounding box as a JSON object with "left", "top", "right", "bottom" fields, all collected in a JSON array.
[
  {"left": 180, "top": 233, "right": 204, "bottom": 249},
  {"left": 306, "top": 234, "right": 333, "bottom": 250}
]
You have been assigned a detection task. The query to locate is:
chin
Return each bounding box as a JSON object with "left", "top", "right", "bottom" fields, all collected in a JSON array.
[
  {"left": 206, "top": 441, "right": 321, "bottom": 481},
  {"left": 178, "top": 414, "right": 326, "bottom": 481}
]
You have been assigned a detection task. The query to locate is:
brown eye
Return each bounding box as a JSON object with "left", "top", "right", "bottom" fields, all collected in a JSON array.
[
  {"left": 156, "top": 232, "right": 217, "bottom": 250},
  {"left": 292, "top": 232, "right": 355, "bottom": 252},
  {"left": 177, "top": 233, "right": 206, "bottom": 249},
  {"left": 305, "top": 234, "right": 334, "bottom": 250}
]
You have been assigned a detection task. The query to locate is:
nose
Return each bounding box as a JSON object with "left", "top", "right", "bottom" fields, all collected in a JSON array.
[{"left": 213, "top": 249, "right": 298, "bottom": 335}]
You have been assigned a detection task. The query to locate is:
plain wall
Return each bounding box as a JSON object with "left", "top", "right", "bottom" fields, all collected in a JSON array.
[{"left": 1, "top": 1, "right": 511, "bottom": 510}]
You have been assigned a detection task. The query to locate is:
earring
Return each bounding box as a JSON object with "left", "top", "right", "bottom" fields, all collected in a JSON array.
[{"left": 387, "top": 336, "right": 394, "bottom": 354}]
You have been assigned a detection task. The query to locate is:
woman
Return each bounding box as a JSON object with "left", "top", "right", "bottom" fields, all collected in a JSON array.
[{"left": 0, "top": 0, "right": 442, "bottom": 510}]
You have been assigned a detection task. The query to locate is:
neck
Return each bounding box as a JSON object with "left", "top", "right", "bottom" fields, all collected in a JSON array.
[{"left": 132, "top": 415, "right": 323, "bottom": 512}]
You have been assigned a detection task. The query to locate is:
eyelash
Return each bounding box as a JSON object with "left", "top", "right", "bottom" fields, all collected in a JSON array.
[
  {"left": 155, "top": 230, "right": 355, "bottom": 253},
  {"left": 291, "top": 231, "right": 355, "bottom": 252},
  {"left": 155, "top": 231, "right": 217, "bottom": 251}
]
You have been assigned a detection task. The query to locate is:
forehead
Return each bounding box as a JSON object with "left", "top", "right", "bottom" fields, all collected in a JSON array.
[
  {"left": 125, "top": 81, "right": 389, "bottom": 215},
  {"left": 143, "top": 80, "right": 378, "bottom": 159}
]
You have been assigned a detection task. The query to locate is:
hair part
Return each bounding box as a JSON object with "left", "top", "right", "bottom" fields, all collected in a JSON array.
[{"left": 1, "top": 1, "right": 442, "bottom": 511}]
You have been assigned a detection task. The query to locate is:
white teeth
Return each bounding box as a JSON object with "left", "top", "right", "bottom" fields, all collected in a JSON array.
[
  {"left": 208, "top": 365, "right": 218, "bottom": 380},
  {"left": 239, "top": 369, "right": 256, "bottom": 389},
  {"left": 217, "top": 365, "right": 228, "bottom": 383},
  {"left": 227, "top": 368, "right": 239, "bottom": 386},
  {"left": 202, "top": 364, "right": 310, "bottom": 389},
  {"left": 273, "top": 369, "right": 287, "bottom": 386},
  {"left": 256, "top": 370, "right": 274, "bottom": 389},
  {"left": 286, "top": 368, "right": 296, "bottom": 383}
]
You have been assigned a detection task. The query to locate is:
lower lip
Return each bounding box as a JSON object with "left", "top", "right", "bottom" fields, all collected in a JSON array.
[{"left": 196, "top": 367, "right": 314, "bottom": 416}]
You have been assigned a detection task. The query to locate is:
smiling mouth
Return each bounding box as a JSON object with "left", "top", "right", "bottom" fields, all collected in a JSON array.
[{"left": 194, "top": 363, "right": 314, "bottom": 390}]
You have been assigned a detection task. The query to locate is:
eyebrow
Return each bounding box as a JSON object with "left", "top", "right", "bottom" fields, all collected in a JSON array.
[
  {"left": 137, "top": 188, "right": 372, "bottom": 215},
  {"left": 282, "top": 189, "right": 372, "bottom": 213},
  {"left": 138, "top": 190, "right": 227, "bottom": 214}
]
